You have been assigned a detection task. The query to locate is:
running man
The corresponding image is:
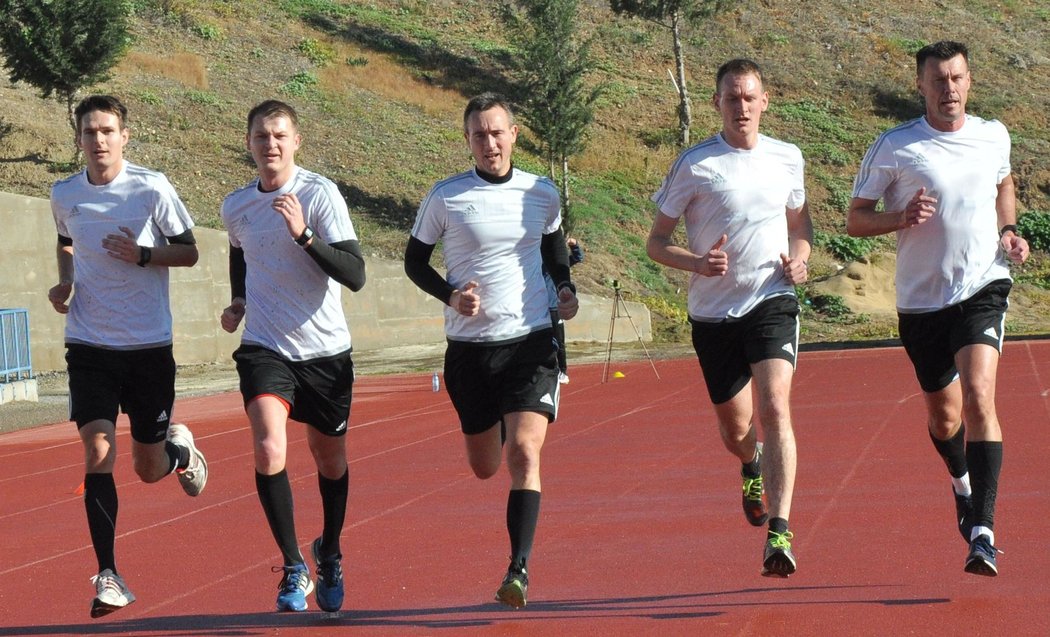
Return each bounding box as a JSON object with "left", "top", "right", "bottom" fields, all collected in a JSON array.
[
  {"left": 48, "top": 94, "right": 208, "bottom": 618},
  {"left": 646, "top": 59, "right": 812, "bottom": 577},
  {"left": 847, "top": 40, "right": 1028, "bottom": 576},
  {"left": 220, "top": 100, "right": 366, "bottom": 611},
  {"left": 549, "top": 237, "right": 584, "bottom": 384},
  {"left": 404, "top": 92, "right": 579, "bottom": 608}
]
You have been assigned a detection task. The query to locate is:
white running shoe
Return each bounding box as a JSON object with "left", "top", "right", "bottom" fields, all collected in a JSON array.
[
  {"left": 90, "top": 569, "right": 136, "bottom": 618},
  {"left": 558, "top": 372, "right": 570, "bottom": 385},
  {"left": 167, "top": 423, "right": 208, "bottom": 496}
]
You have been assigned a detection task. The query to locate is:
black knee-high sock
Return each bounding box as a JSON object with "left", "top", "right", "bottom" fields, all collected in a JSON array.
[
  {"left": 84, "top": 473, "right": 118, "bottom": 574},
  {"left": 318, "top": 469, "right": 349, "bottom": 559},
  {"left": 966, "top": 441, "right": 1003, "bottom": 531},
  {"left": 164, "top": 440, "right": 190, "bottom": 473},
  {"left": 507, "top": 489, "right": 541, "bottom": 570},
  {"left": 256, "top": 470, "right": 302, "bottom": 566},
  {"left": 930, "top": 423, "right": 968, "bottom": 479}
]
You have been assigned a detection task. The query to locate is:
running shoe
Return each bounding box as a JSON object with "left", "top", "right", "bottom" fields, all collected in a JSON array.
[
  {"left": 275, "top": 563, "right": 314, "bottom": 612},
  {"left": 167, "top": 423, "right": 208, "bottom": 497},
  {"left": 954, "top": 489, "right": 974, "bottom": 543},
  {"left": 761, "top": 530, "right": 797, "bottom": 578},
  {"left": 311, "top": 537, "right": 344, "bottom": 612},
  {"left": 742, "top": 443, "right": 768, "bottom": 526},
  {"left": 964, "top": 534, "right": 999, "bottom": 577},
  {"left": 90, "top": 569, "right": 136, "bottom": 618},
  {"left": 495, "top": 563, "right": 529, "bottom": 608}
]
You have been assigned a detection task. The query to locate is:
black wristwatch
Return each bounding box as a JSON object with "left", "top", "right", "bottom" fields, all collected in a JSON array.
[
  {"left": 557, "top": 281, "right": 576, "bottom": 295},
  {"left": 295, "top": 227, "right": 314, "bottom": 247},
  {"left": 137, "top": 246, "right": 152, "bottom": 267},
  {"left": 999, "top": 224, "right": 1018, "bottom": 238}
]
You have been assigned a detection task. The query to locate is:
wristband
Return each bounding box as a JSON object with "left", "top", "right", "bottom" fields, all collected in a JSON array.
[
  {"left": 999, "top": 224, "right": 1018, "bottom": 238},
  {"left": 295, "top": 227, "right": 314, "bottom": 246},
  {"left": 137, "top": 246, "right": 152, "bottom": 267}
]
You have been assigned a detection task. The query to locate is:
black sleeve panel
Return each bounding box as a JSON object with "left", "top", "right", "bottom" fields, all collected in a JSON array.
[
  {"left": 229, "top": 245, "right": 246, "bottom": 301},
  {"left": 166, "top": 228, "right": 197, "bottom": 245},
  {"left": 541, "top": 228, "right": 571, "bottom": 289},
  {"left": 303, "top": 239, "right": 366, "bottom": 292},
  {"left": 404, "top": 235, "right": 455, "bottom": 305}
]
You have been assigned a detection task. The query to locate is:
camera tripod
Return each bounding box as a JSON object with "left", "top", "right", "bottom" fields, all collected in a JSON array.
[{"left": 602, "top": 280, "right": 660, "bottom": 383}]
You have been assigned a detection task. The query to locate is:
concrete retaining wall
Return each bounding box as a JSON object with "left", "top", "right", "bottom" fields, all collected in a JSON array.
[{"left": 1, "top": 191, "right": 650, "bottom": 372}]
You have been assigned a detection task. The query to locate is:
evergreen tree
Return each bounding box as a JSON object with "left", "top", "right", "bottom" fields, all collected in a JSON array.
[
  {"left": 507, "top": 0, "right": 602, "bottom": 232},
  {"left": 609, "top": 0, "right": 730, "bottom": 146},
  {"left": 0, "top": 0, "right": 131, "bottom": 139}
]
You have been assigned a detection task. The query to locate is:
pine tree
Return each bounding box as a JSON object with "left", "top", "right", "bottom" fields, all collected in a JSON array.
[
  {"left": 507, "top": 0, "right": 602, "bottom": 232},
  {"left": 0, "top": 0, "right": 131, "bottom": 139}
]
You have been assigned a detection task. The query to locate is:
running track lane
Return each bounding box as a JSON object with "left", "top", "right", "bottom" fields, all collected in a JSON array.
[{"left": 0, "top": 341, "right": 1047, "bottom": 636}]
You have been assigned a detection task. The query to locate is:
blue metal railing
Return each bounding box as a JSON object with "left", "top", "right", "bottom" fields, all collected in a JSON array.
[{"left": 1, "top": 308, "right": 32, "bottom": 383}]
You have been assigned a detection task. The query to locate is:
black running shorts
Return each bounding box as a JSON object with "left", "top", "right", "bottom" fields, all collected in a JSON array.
[
  {"left": 444, "top": 329, "right": 560, "bottom": 435},
  {"left": 233, "top": 344, "right": 355, "bottom": 436},
  {"left": 690, "top": 295, "right": 800, "bottom": 405},
  {"left": 898, "top": 279, "right": 1011, "bottom": 393},
  {"left": 65, "top": 343, "right": 176, "bottom": 444}
]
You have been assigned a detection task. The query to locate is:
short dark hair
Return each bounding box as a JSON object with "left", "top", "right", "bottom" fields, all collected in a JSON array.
[
  {"left": 463, "top": 93, "right": 515, "bottom": 132},
  {"left": 74, "top": 95, "right": 128, "bottom": 135},
  {"left": 247, "top": 100, "right": 299, "bottom": 134},
  {"left": 916, "top": 41, "right": 968, "bottom": 75},
  {"left": 715, "top": 59, "right": 764, "bottom": 91}
]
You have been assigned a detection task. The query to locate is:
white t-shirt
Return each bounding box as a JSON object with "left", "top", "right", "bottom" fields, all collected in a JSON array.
[
  {"left": 411, "top": 167, "right": 562, "bottom": 343},
  {"left": 222, "top": 166, "right": 357, "bottom": 360},
  {"left": 652, "top": 133, "right": 806, "bottom": 321},
  {"left": 50, "top": 161, "right": 194, "bottom": 349},
  {"left": 853, "top": 115, "right": 1011, "bottom": 312}
]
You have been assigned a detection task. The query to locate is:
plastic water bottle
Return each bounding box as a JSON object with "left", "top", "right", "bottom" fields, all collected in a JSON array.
[{"left": 432, "top": 372, "right": 440, "bottom": 392}]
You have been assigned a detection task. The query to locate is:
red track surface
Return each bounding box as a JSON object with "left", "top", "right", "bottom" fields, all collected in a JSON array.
[{"left": 2, "top": 341, "right": 1048, "bottom": 636}]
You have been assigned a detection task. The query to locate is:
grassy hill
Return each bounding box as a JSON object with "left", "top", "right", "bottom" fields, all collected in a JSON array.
[{"left": 2, "top": 0, "right": 1049, "bottom": 342}]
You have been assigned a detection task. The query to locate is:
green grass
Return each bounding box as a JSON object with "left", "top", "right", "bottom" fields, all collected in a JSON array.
[
  {"left": 297, "top": 38, "right": 336, "bottom": 66},
  {"left": 279, "top": 71, "right": 320, "bottom": 98}
]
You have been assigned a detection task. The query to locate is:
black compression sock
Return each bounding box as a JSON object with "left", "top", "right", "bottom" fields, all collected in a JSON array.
[
  {"left": 768, "top": 517, "right": 789, "bottom": 537},
  {"left": 165, "top": 440, "right": 190, "bottom": 473},
  {"left": 507, "top": 489, "right": 541, "bottom": 569},
  {"left": 966, "top": 441, "right": 1003, "bottom": 530},
  {"left": 929, "top": 423, "right": 968, "bottom": 479},
  {"left": 318, "top": 469, "right": 349, "bottom": 558},
  {"left": 256, "top": 469, "right": 303, "bottom": 565},
  {"left": 84, "top": 473, "right": 118, "bottom": 573}
]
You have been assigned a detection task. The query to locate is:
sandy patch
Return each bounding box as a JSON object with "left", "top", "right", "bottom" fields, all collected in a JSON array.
[{"left": 812, "top": 251, "right": 897, "bottom": 316}]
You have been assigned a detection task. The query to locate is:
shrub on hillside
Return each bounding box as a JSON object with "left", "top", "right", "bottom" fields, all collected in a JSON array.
[
  {"left": 814, "top": 231, "right": 876, "bottom": 262},
  {"left": 1017, "top": 211, "right": 1050, "bottom": 252}
]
